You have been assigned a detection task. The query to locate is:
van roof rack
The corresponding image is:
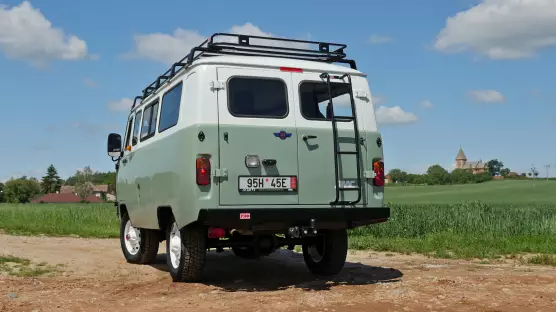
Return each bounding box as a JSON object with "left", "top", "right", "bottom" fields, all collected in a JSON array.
[{"left": 131, "top": 33, "right": 357, "bottom": 109}]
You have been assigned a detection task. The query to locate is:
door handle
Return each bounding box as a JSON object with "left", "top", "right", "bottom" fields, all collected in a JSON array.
[
  {"left": 262, "top": 159, "right": 277, "bottom": 166},
  {"left": 302, "top": 135, "right": 317, "bottom": 141}
]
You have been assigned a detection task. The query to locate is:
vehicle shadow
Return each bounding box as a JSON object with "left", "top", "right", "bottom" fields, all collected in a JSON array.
[{"left": 149, "top": 249, "right": 403, "bottom": 292}]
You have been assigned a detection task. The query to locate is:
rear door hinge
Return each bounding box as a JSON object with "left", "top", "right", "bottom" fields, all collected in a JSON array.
[
  {"left": 209, "top": 80, "right": 225, "bottom": 91},
  {"left": 363, "top": 170, "right": 375, "bottom": 179},
  {"left": 213, "top": 168, "right": 228, "bottom": 178}
]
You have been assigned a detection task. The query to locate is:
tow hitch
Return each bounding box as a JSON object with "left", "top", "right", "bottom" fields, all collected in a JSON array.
[{"left": 288, "top": 219, "right": 318, "bottom": 239}]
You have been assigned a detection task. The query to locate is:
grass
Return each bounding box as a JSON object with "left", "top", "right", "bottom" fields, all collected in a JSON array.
[
  {"left": 0, "top": 203, "right": 118, "bottom": 238},
  {"left": 0, "top": 180, "right": 555, "bottom": 262},
  {"left": 0, "top": 255, "right": 56, "bottom": 277}
]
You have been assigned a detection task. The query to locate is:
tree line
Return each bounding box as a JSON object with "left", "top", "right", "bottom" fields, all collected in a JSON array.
[
  {"left": 387, "top": 159, "right": 526, "bottom": 185},
  {"left": 0, "top": 165, "right": 116, "bottom": 204}
]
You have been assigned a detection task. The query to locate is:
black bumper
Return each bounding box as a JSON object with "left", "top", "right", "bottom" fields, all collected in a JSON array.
[{"left": 197, "top": 207, "right": 390, "bottom": 230}]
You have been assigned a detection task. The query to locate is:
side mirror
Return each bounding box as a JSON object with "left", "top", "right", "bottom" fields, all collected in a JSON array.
[{"left": 107, "top": 133, "right": 122, "bottom": 159}]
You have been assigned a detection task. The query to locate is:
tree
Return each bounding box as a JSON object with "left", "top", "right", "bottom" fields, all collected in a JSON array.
[
  {"left": 0, "top": 182, "right": 4, "bottom": 203},
  {"left": 388, "top": 169, "right": 409, "bottom": 184},
  {"left": 3, "top": 177, "right": 41, "bottom": 203},
  {"left": 487, "top": 159, "right": 504, "bottom": 176},
  {"left": 74, "top": 166, "right": 94, "bottom": 200},
  {"left": 426, "top": 165, "right": 450, "bottom": 185},
  {"left": 500, "top": 168, "right": 511, "bottom": 177},
  {"left": 450, "top": 168, "right": 474, "bottom": 184},
  {"left": 41, "top": 164, "right": 62, "bottom": 194},
  {"left": 474, "top": 171, "right": 493, "bottom": 183},
  {"left": 530, "top": 165, "right": 539, "bottom": 179}
]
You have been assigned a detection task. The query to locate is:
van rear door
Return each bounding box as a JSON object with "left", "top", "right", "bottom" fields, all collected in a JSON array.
[
  {"left": 217, "top": 67, "right": 299, "bottom": 206},
  {"left": 292, "top": 71, "right": 367, "bottom": 206}
]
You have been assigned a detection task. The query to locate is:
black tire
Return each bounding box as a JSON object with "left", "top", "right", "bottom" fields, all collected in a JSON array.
[
  {"left": 232, "top": 246, "right": 259, "bottom": 259},
  {"left": 165, "top": 216, "right": 206, "bottom": 282},
  {"left": 302, "top": 229, "right": 348, "bottom": 277},
  {"left": 119, "top": 212, "right": 159, "bottom": 264}
]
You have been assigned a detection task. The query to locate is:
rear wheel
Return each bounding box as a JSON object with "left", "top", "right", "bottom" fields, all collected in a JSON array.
[
  {"left": 302, "top": 229, "right": 348, "bottom": 277},
  {"left": 166, "top": 217, "right": 206, "bottom": 282},
  {"left": 119, "top": 212, "right": 159, "bottom": 264}
]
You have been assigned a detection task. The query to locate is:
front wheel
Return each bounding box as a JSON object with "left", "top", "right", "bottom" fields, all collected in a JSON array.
[
  {"left": 302, "top": 229, "right": 348, "bottom": 277},
  {"left": 166, "top": 217, "right": 206, "bottom": 282},
  {"left": 119, "top": 212, "right": 159, "bottom": 264}
]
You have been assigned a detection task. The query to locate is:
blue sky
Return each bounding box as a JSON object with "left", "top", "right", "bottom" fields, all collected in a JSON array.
[{"left": 1, "top": 0, "right": 555, "bottom": 181}]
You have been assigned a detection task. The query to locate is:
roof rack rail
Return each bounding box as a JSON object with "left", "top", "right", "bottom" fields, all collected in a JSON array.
[{"left": 131, "top": 33, "right": 357, "bottom": 110}]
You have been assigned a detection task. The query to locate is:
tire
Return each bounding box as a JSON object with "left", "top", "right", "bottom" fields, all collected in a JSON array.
[
  {"left": 232, "top": 246, "right": 259, "bottom": 259},
  {"left": 302, "top": 229, "right": 348, "bottom": 277},
  {"left": 119, "top": 212, "right": 159, "bottom": 264},
  {"left": 166, "top": 216, "right": 206, "bottom": 282}
]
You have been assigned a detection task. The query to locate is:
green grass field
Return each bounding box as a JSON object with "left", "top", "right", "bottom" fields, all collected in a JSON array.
[{"left": 0, "top": 180, "right": 555, "bottom": 261}]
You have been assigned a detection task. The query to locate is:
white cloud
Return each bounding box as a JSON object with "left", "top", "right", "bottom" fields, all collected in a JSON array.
[
  {"left": 125, "top": 23, "right": 309, "bottom": 64},
  {"left": 372, "top": 95, "right": 387, "bottom": 106},
  {"left": 468, "top": 90, "right": 506, "bottom": 103},
  {"left": 421, "top": 99, "right": 434, "bottom": 109},
  {"left": 108, "top": 98, "right": 133, "bottom": 112},
  {"left": 0, "top": 1, "right": 90, "bottom": 66},
  {"left": 369, "top": 34, "right": 393, "bottom": 44},
  {"left": 433, "top": 0, "right": 556, "bottom": 60},
  {"left": 375, "top": 106, "right": 418, "bottom": 125}
]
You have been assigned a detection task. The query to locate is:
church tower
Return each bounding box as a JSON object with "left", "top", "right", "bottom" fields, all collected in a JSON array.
[{"left": 456, "top": 146, "right": 467, "bottom": 169}]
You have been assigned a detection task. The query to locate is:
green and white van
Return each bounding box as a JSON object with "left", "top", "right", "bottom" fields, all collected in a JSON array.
[{"left": 106, "top": 33, "right": 389, "bottom": 282}]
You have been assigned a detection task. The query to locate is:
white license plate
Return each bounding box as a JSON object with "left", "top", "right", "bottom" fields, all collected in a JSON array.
[{"left": 238, "top": 176, "right": 296, "bottom": 192}]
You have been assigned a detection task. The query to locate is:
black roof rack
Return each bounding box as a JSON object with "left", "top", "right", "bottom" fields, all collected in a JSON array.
[{"left": 131, "top": 33, "right": 357, "bottom": 110}]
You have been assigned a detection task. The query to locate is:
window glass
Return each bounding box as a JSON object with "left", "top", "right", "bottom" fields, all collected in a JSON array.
[
  {"left": 132, "top": 110, "right": 142, "bottom": 146},
  {"left": 141, "top": 102, "right": 159, "bottom": 140},
  {"left": 299, "top": 82, "right": 353, "bottom": 120},
  {"left": 159, "top": 82, "right": 183, "bottom": 132},
  {"left": 124, "top": 117, "right": 133, "bottom": 148},
  {"left": 228, "top": 77, "right": 288, "bottom": 118}
]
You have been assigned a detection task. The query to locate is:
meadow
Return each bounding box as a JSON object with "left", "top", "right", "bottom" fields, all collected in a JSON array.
[{"left": 1, "top": 179, "right": 555, "bottom": 260}]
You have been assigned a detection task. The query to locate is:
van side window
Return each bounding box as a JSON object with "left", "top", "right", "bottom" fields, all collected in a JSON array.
[
  {"left": 124, "top": 117, "right": 133, "bottom": 148},
  {"left": 228, "top": 77, "right": 288, "bottom": 118},
  {"left": 141, "top": 102, "right": 159, "bottom": 141},
  {"left": 299, "top": 82, "right": 353, "bottom": 120},
  {"left": 159, "top": 82, "right": 183, "bottom": 132},
  {"left": 132, "top": 110, "right": 142, "bottom": 146}
]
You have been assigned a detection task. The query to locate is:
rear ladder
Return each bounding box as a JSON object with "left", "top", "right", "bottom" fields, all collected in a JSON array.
[{"left": 319, "top": 72, "right": 363, "bottom": 205}]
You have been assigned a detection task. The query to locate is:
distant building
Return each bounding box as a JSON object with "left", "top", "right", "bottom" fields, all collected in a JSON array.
[
  {"left": 31, "top": 192, "right": 103, "bottom": 203},
  {"left": 455, "top": 147, "right": 488, "bottom": 174},
  {"left": 60, "top": 183, "right": 115, "bottom": 201}
]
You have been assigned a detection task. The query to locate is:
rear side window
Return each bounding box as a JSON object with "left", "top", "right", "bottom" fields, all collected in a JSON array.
[
  {"left": 141, "top": 102, "right": 159, "bottom": 140},
  {"left": 228, "top": 77, "right": 288, "bottom": 118},
  {"left": 299, "top": 82, "right": 353, "bottom": 120},
  {"left": 159, "top": 82, "right": 183, "bottom": 132},
  {"left": 132, "top": 110, "right": 142, "bottom": 146}
]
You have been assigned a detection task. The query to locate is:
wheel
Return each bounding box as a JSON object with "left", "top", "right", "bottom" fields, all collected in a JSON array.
[
  {"left": 166, "top": 216, "right": 206, "bottom": 282},
  {"left": 119, "top": 212, "right": 159, "bottom": 264},
  {"left": 302, "top": 229, "right": 348, "bottom": 277},
  {"left": 232, "top": 246, "right": 259, "bottom": 259}
]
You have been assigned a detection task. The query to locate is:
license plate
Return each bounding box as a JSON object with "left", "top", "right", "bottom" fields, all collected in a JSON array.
[{"left": 238, "top": 176, "right": 297, "bottom": 192}]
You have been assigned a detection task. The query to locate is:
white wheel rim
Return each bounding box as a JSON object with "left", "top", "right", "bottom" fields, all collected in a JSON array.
[
  {"left": 169, "top": 222, "right": 182, "bottom": 269},
  {"left": 124, "top": 220, "right": 141, "bottom": 255}
]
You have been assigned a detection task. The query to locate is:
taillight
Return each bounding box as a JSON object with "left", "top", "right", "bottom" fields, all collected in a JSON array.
[
  {"left": 196, "top": 156, "right": 210, "bottom": 185},
  {"left": 373, "top": 159, "right": 384, "bottom": 187},
  {"left": 290, "top": 176, "right": 297, "bottom": 191}
]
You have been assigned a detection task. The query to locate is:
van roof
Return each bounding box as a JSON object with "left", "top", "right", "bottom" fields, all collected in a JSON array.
[{"left": 192, "top": 55, "right": 365, "bottom": 76}]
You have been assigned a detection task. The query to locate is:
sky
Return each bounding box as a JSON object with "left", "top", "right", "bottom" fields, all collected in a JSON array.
[{"left": 1, "top": 0, "right": 556, "bottom": 182}]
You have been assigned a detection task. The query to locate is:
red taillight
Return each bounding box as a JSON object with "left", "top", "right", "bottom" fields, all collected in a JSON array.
[
  {"left": 196, "top": 156, "right": 210, "bottom": 185},
  {"left": 280, "top": 67, "right": 303, "bottom": 73},
  {"left": 373, "top": 159, "right": 384, "bottom": 187},
  {"left": 208, "top": 227, "right": 226, "bottom": 239},
  {"left": 290, "top": 176, "right": 297, "bottom": 190}
]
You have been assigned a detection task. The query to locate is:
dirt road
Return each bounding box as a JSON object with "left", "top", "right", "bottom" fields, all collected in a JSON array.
[{"left": 1, "top": 234, "right": 556, "bottom": 312}]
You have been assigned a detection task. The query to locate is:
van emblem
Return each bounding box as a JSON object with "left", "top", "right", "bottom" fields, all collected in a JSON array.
[{"left": 274, "top": 130, "right": 292, "bottom": 140}]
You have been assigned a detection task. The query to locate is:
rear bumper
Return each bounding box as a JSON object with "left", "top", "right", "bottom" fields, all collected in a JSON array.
[{"left": 197, "top": 207, "right": 390, "bottom": 231}]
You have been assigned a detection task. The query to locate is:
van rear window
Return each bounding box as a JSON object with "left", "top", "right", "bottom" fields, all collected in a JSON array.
[
  {"left": 299, "top": 82, "right": 353, "bottom": 120},
  {"left": 228, "top": 77, "right": 288, "bottom": 118}
]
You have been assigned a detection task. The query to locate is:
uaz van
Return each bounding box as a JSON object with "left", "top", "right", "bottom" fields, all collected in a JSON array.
[{"left": 107, "top": 33, "right": 389, "bottom": 282}]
